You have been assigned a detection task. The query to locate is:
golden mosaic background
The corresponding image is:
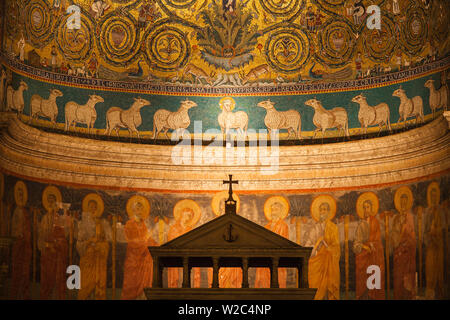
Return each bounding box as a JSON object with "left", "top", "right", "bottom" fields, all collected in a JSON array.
[{"left": 2, "top": 0, "right": 449, "bottom": 83}]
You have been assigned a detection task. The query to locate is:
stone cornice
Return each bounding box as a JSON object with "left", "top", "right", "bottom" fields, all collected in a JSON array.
[{"left": 0, "top": 116, "right": 448, "bottom": 192}]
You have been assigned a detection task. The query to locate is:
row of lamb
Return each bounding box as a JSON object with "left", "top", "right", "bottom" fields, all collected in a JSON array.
[{"left": 4, "top": 80, "right": 447, "bottom": 139}]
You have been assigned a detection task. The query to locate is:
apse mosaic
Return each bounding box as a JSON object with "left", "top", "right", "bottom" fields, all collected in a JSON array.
[
  {"left": 2, "top": 0, "right": 449, "bottom": 85},
  {"left": 1, "top": 65, "right": 447, "bottom": 141},
  {"left": 0, "top": 171, "right": 448, "bottom": 299}
]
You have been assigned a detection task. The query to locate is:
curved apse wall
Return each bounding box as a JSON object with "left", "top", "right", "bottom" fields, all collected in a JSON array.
[
  {"left": 0, "top": 0, "right": 449, "bottom": 302},
  {"left": 0, "top": 0, "right": 449, "bottom": 142}
]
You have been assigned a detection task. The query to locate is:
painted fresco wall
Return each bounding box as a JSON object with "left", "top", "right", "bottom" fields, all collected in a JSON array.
[{"left": 0, "top": 171, "right": 448, "bottom": 299}]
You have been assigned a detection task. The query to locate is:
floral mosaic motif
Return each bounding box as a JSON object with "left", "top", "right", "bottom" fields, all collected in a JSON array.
[
  {"left": 265, "top": 28, "right": 310, "bottom": 73},
  {"left": 25, "top": 0, "right": 55, "bottom": 48},
  {"left": 5, "top": 0, "right": 23, "bottom": 38},
  {"left": 55, "top": 9, "right": 95, "bottom": 62},
  {"left": 98, "top": 11, "right": 142, "bottom": 66},
  {"left": 429, "top": 0, "right": 449, "bottom": 44},
  {"left": 258, "top": 0, "right": 305, "bottom": 17},
  {"left": 144, "top": 26, "right": 191, "bottom": 72},
  {"left": 362, "top": 14, "right": 396, "bottom": 63},
  {"left": 315, "top": 19, "right": 356, "bottom": 67},
  {"left": 163, "top": 0, "right": 198, "bottom": 9},
  {"left": 195, "top": 1, "right": 260, "bottom": 71},
  {"left": 1, "top": 0, "right": 449, "bottom": 85},
  {"left": 400, "top": 4, "right": 428, "bottom": 55}
]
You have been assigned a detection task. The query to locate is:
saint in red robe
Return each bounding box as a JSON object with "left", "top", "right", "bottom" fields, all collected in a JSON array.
[
  {"left": 121, "top": 219, "right": 157, "bottom": 300},
  {"left": 392, "top": 211, "right": 416, "bottom": 300},
  {"left": 10, "top": 206, "right": 32, "bottom": 299},
  {"left": 39, "top": 224, "right": 68, "bottom": 299},
  {"left": 353, "top": 216, "right": 385, "bottom": 300}
]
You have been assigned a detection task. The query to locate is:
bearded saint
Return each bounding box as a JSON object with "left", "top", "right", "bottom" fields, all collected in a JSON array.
[
  {"left": 121, "top": 201, "right": 158, "bottom": 300},
  {"left": 38, "top": 194, "right": 68, "bottom": 300},
  {"left": 353, "top": 200, "right": 385, "bottom": 300},
  {"left": 391, "top": 194, "right": 416, "bottom": 300}
]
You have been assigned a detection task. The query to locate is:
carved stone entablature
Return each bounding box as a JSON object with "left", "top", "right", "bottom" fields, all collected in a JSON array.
[{"left": 0, "top": 116, "right": 449, "bottom": 192}]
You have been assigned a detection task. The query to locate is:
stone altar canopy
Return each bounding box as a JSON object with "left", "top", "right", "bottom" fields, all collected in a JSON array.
[{"left": 145, "top": 176, "right": 316, "bottom": 300}]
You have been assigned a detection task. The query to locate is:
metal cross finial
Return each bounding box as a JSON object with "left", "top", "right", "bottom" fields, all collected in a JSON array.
[{"left": 223, "top": 174, "right": 238, "bottom": 202}]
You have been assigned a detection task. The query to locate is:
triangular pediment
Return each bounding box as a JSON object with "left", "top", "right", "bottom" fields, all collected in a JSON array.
[{"left": 162, "top": 213, "right": 302, "bottom": 249}]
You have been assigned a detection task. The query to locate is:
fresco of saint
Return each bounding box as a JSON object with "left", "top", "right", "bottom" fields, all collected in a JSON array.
[
  {"left": 38, "top": 186, "right": 68, "bottom": 300},
  {"left": 391, "top": 186, "right": 416, "bottom": 300},
  {"left": 0, "top": 173, "right": 8, "bottom": 237},
  {"left": 121, "top": 195, "right": 157, "bottom": 300},
  {"left": 307, "top": 194, "right": 340, "bottom": 300},
  {"left": 167, "top": 199, "right": 201, "bottom": 287},
  {"left": 255, "top": 196, "right": 290, "bottom": 288},
  {"left": 77, "top": 194, "right": 110, "bottom": 300},
  {"left": 424, "top": 182, "right": 444, "bottom": 299},
  {"left": 10, "top": 181, "right": 32, "bottom": 299},
  {"left": 353, "top": 192, "right": 385, "bottom": 300}
]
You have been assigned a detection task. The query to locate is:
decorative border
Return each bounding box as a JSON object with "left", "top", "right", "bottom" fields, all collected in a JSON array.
[{"left": 2, "top": 54, "right": 449, "bottom": 96}]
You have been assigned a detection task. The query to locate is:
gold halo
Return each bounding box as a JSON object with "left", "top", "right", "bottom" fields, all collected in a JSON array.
[
  {"left": 173, "top": 199, "right": 201, "bottom": 228},
  {"left": 0, "top": 173, "right": 4, "bottom": 200},
  {"left": 394, "top": 186, "right": 414, "bottom": 212},
  {"left": 211, "top": 191, "right": 241, "bottom": 216},
  {"left": 42, "top": 185, "right": 62, "bottom": 211},
  {"left": 311, "top": 194, "right": 337, "bottom": 222},
  {"left": 356, "top": 192, "right": 379, "bottom": 219},
  {"left": 219, "top": 97, "right": 236, "bottom": 111},
  {"left": 14, "top": 180, "right": 28, "bottom": 207},
  {"left": 427, "top": 182, "right": 440, "bottom": 207},
  {"left": 126, "top": 195, "right": 150, "bottom": 219},
  {"left": 264, "top": 196, "right": 290, "bottom": 221},
  {"left": 82, "top": 193, "right": 105, "bottom": 218}
]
